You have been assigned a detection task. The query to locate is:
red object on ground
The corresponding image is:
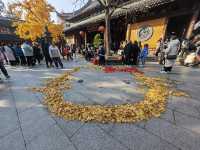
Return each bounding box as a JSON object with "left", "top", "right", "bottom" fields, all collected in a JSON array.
[
  {"left": 92, "top": 58, "right": 99, "bottom": 65},
  {"left": 103, "top": 66, "right": 143, "bottom": 74}
]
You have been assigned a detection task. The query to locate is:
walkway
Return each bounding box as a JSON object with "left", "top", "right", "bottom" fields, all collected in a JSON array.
[{"left": 0, "top": 59, "right": 200, "bottom": 150}]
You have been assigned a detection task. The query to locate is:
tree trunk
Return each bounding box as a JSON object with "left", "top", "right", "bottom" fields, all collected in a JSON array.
[{"left": 105, "top": 8, "right": 111, "bottom": 56}]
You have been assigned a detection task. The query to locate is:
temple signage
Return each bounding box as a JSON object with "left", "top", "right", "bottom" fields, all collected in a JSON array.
[{"left": 137, "top": 25, "right": 153, "bottom": 42}]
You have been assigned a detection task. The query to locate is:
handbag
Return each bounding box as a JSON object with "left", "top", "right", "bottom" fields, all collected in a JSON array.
[{"left": 166, "top": 55, "right": 177, "bottom": 60}]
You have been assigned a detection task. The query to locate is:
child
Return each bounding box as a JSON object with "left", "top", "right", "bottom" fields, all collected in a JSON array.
[
  {"left": 140, "top": 44, "right": 149, "bottom": 66},
  {"left": 49, "top": 42, "right": 63, "bottom": 69},
  {"left": 0, "top": 49, "right": 10, "bottom": 80}
]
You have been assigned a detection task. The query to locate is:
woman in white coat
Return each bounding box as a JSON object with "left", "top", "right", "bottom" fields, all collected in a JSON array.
[{"left": 161, "top": 34, "right": 180, "bottom": 73}]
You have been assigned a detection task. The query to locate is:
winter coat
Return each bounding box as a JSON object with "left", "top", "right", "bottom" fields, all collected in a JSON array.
[
  {"left": 165, "top": 39, "right": 180, "bottom": 57},
  {"left": 140, "top": 47, "right": 148, "bottom": 59},
  {"left": 98, "top": 46, "right": 105, "bottom": 57},
  {"left": 49, "top": 45, "right": 61, "bottom": 58},
  {"left": 124, "top": 43, "right": 133, "bottom": 56},
  {"left": 21, "top": 43, "right": 33, "bottom": 57},
  {"left": 33, "top": 46, "right": 41, "bottom": 58},
  {"left": 4, "top": 46, "right": 16, "bottom": 61},
  {"left": 164, "top": 39, "right": 180, "bottom": 67},
  {"left": 13, "top": 46, "right": 24, "bottom": 57}
]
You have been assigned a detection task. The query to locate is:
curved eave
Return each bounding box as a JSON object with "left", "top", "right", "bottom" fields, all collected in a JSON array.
[
  {"left": 58, "top": 0, "right": 100, "bottom": 21},
  {"left": 64, "top": 0, "right": 174, "bottom": 33}
]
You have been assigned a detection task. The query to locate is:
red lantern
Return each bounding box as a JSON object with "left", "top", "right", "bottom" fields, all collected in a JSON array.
[
  {"left": 98, "top": 26, "right": 105, "bottom": 33},
  {"left": 79, "top": 31, "right": 85, "bottom": 37}
]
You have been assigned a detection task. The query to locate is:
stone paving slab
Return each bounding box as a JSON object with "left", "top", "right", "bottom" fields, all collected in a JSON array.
[
  {"left": 22, "top": 116, "right": 56, "bottom": 144},
  {"left": 0, "top": 88, "right": 20, "bottom": 139},
  {"left": 108, "top": 123, "right": 178, "bottom": 150},
  {"left": 168, "top": 96, "right": 200, "bottom": 119},
  {"left": 71, "top": 124, "right": 127, "bottom": 150},
  {"left": 145, "top": 118, "right": 200, "bottom": 150},
  {"left": 0, "top": 130, "right": 26, "bottom": 150},
  {"left": 26, "top": 124, "right": 76, "bottom": 150},
  {"left": 1, "top": 59, "right": 200, "bottom": 150}
]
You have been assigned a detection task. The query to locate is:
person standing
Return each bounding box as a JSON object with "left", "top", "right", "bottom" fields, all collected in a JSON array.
[
  {"left": 13, "top": 43, "right": 26, "bottom": 65},
  {"left": 0, "top": 49, "right": 10, "bottom": 79},
  {"left": 4, "top": 44, "right": 16, "bottom": 66},
  {"left": 139, "top": 44, "right": 149, "bottom": 66},
  {"left": 21, "top": 41, "right": 34, "bottom": 66},
  {"left": 161, "top": 33, "right": 180, "bottom": 73},
  {"left": 155, "top": 38, "right": 165, "bottom": 65},
  {"left": 64, "top": 44, "right": 73, "bottom": 61},
  {"left": 71, "top": 44, "right": 76, "bottom": 59},
  {"left": 98, "top": 44, "right": 105, "bottom": 66},
  {"left": 132, "top": 41, "right": 141, "bottom": 65},
  {"left": 41, "top": 39, "right": 53, "bottom": 68},
  {"left": 33, "top": 42, "right": 42, "bottom": 65},
  {"left": 124, "top": 41, "right": 133, "bottom": 65},
  {"left": 49, "top": 42, "right": 63, "bottom": 69},
  {"left": 17, "top": 43, "right": 27, "bottom": 66}
]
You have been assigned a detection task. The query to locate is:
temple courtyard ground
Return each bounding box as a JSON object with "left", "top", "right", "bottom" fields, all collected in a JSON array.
[{"left": 0, "top": 58, "right": 200, "bottom": 150}]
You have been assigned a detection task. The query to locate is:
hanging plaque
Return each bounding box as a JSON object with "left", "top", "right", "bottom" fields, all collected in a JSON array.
[{"left": 137, "top": 25, "right": 153, "bottom": 41}]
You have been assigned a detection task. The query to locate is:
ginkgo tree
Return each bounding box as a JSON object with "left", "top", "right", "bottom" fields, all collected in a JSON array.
[{"left": 8, "top": 0, "right": 64, "bottom": 41}]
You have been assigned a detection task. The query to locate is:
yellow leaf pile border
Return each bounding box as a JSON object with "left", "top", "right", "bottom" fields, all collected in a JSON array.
[{"left": 31, "top": 67, "right": 188, "bottom": 123}]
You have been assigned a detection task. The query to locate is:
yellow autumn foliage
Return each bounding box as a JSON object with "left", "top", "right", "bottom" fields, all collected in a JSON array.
[{"left": 8, "top": 0, "right": 63, "bottom": 41}]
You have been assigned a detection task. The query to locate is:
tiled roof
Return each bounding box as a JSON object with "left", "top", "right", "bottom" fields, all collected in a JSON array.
[
  {"left": 64, "top": 0, "right": 174, "bottom": 32},
  {"left": 58, "top": 0, "right": 100, "bottom": 21}
]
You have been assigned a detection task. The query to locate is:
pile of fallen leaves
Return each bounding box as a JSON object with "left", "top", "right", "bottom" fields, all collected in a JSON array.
[{"left": 31, "top": 67, "right": 189, "bottom": 123}]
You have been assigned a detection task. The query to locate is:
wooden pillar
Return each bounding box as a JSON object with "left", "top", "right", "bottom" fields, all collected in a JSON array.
[
  {"left": 126, "top": 24, "right": 131, "bottom": 41},
  {"left": 162, "top": 17, "right": 169, "bottom": 40},
  {"left": 186, "top": 5, "right": 200, "bottom": 39}
]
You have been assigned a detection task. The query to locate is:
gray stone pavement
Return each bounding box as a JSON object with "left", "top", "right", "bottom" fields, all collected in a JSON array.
[{"left": 0, "top": 58, "right": 200, "bottom": 150}]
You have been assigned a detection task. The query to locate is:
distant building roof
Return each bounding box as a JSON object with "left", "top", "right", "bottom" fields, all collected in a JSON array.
[
  {"left": 58, "top": 0, "right": 100, "bottom": 22},
  {"left": 0, "top": 16, "right": 21, "bottom": 41}
]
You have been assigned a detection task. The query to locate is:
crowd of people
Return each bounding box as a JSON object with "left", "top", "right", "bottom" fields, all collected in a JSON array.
[
  {"left": 123, "top": 41, "right": 149, "bottom": 66},
  {"left": 81, "top": 41, "right": 149, "bottom": 67},
  {"left": 81, "top": 32, "right": 197, "bottom": 74},
  {"left": 0, "top": 40, "right": 79, "bottom": 80},
  {"left": 1, "top": 28, "right": 200, "bottom": 80}
]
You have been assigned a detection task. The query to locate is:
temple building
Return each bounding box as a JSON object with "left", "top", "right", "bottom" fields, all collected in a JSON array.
[
  {"left": 59, "top": 0, "right": 200, "bottom": 54},
  {"left": 0, "top": 16, "right": 20, "bottom": 43}
]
